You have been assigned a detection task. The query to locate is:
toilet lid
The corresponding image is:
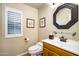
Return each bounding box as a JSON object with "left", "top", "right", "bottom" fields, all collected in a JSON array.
[{"left": 28, "top": 44, "right": 42, "bottom": 51}]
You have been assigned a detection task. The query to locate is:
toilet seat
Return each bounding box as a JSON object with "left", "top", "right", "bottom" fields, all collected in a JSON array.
[{"left": 28, "top": 45, "right": 40, "bottom": 51}]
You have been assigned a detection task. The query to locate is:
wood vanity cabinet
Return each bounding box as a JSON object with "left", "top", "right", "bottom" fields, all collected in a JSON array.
[{"left": 43, "top": 42, "right": 77, "bottom": 56}]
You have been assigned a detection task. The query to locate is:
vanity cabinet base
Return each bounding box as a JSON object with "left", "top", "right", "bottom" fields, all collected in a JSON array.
[{"left": 43, "top": 42, "right": 78, "bottom": 56}]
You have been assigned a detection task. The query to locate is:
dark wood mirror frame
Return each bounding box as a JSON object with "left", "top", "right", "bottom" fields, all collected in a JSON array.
[{"left": 53, "top": 3, "right": 78, "bottom": 29}]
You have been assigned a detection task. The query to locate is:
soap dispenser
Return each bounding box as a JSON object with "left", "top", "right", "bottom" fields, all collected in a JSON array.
[{"left": 49, "top": 33, "right": 54, "bottom": 39}]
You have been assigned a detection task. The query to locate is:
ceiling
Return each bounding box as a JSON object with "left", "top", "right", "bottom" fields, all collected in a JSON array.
[{"left": 25, "top": 3, "right": 45, "bottom": 9}]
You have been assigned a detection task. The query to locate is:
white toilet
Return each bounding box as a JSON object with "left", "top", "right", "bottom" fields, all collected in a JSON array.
[{"left": 28, "top": 42, "right": 43, "bottom": 56}]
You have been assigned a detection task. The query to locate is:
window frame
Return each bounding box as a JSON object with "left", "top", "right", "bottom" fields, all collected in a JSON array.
[{"left": 5, "top": 6, "right": 23, "bottom": 38}]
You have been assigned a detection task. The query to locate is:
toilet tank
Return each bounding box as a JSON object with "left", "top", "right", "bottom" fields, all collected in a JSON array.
[{"left": 37, "top": 42, "right": 43, "bottom": 46}]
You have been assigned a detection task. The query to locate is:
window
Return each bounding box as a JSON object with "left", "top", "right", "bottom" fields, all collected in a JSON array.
[{"left": 5, "top": 6, "right": 23, "bottom": 38}]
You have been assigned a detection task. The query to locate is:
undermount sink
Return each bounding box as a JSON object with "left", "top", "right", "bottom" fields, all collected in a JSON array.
[{"left": 49, "top": 37, "right": 67, "bottom": 47}]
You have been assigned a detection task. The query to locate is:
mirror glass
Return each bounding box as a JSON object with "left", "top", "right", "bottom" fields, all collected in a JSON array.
[{"left": 56, "top": 8, "right": 71, "bottom": 25}]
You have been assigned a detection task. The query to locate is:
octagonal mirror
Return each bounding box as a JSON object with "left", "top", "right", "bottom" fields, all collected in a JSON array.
[
  {"left": 56, "top": 8, "right": 71, "bottom": 25},
  {"left": 53, "top": 3, "right": 78, "bottom": 29}
]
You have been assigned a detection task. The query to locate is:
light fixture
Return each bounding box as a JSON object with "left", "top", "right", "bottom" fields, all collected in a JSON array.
[{"left": 49, "top": 3, "right": 61, "bottom": 8}]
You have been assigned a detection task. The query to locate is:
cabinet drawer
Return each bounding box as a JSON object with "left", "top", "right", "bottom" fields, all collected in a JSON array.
[{"left": 43, "top": 42, "right": 76, "bottom": 56}]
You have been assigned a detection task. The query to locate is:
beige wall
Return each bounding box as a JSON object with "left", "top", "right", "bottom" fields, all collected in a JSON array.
[
  {"left": 0, "top": 3, "right": 2, "bottom": 55},
  {"left": 38, "top": 4, "right": 79, "bottom": 41},
  {"left": 0, "top": 3, "right": 38, "bottom": 56},
  {"left": 0, "top": 3, "right": 2, "bottom": 33}
]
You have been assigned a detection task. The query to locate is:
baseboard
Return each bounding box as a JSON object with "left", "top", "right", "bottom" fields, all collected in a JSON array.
[{"left": 17, "top": 51, "right": 28, "bottom": 56}]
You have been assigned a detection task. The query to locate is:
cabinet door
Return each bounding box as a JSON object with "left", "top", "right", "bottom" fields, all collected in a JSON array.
[
  {"left": 43, "top": 48, "right": 59, "bottom": 56},
  {"left": 43, "top": 48, "right": 49, "bottom": 56},
  {"left": 48, "top": 51, "right": 59, "bottom": 56}
]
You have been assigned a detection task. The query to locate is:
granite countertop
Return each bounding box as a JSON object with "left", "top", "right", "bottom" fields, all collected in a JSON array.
[{"left": 42, "top": 37, "right": 79, "bottom": 55}]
